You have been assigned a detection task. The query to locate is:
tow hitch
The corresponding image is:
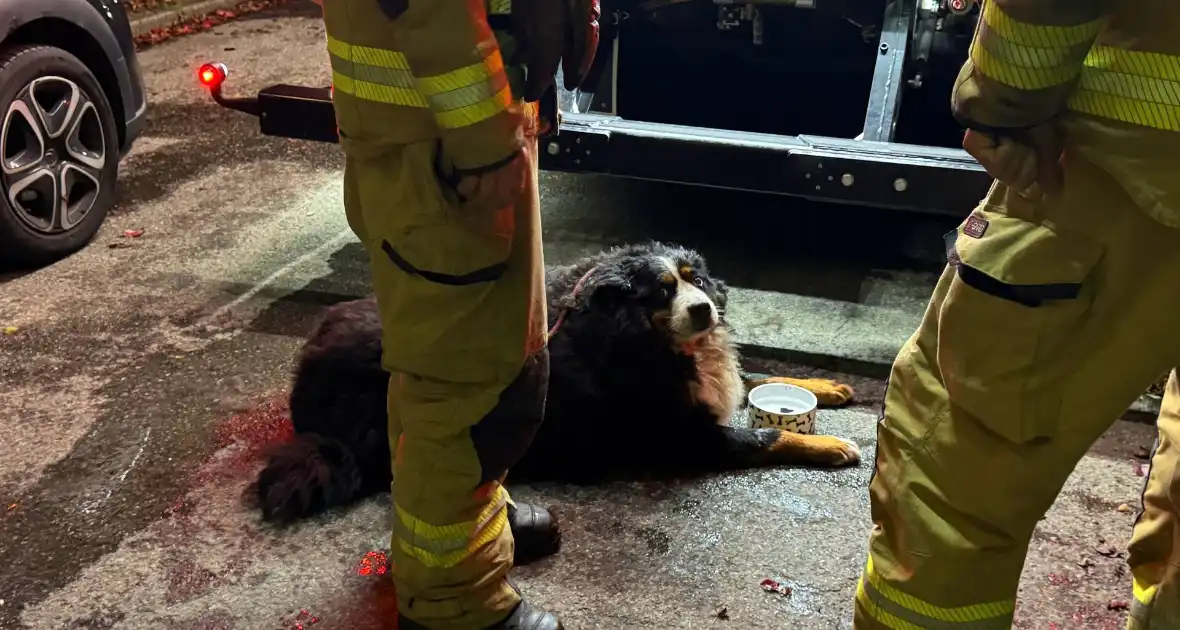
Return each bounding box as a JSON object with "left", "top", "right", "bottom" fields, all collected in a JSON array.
[{"left": 198, "top": 62, "right": 339, "bottom": 144}]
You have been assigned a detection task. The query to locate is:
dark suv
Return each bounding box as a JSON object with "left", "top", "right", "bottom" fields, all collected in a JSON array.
[{"left": 0, "top": 0, "right": 147, "bottom": 265}]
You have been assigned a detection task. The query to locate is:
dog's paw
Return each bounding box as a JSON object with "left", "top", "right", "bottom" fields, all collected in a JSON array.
[
  {"left": 791, "top": 378, "right": 855, "bottom": 406},
  {"left": 813, "top": 435, "right": 861, "bottom": 466},
  {"left": 766, "top": 431, "right": 862, "bottom": 467}
]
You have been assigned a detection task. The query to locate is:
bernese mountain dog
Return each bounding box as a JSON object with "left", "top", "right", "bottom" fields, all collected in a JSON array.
[{"left": 254, "top": 241, "right": 861, "bottom": 524}]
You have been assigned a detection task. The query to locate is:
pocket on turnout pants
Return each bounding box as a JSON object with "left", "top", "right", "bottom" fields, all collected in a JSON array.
[
  {"left": 937, "top": 205, "right": 1102, "bottom": 444},
  {"left": 353, "top": 142, "right": 521, "bottom": 386}
]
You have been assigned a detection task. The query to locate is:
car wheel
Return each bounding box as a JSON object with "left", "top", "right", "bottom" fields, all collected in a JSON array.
[{"left": 0, "top": 44, "right": 120, "bottom": 266}]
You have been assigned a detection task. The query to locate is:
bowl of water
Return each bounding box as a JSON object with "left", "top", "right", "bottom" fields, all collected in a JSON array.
[{"left": 747, "top": 383, "right": 818, "bottom": 434}]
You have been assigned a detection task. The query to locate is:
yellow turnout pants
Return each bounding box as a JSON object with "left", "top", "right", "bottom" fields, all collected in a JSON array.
[
  {"left": 854, "top": 151, "right": 1180, "bottom": 629},
  {"left": 341, "top": 123, "right": 547, "bottom": 629}
]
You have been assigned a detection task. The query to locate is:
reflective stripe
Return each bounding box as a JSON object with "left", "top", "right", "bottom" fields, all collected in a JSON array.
[
  {"left": 970, "top": 1, "right": 1103, "bottom": 90},
  {"left": 327, "top": 34, "right": 411, "bottom": 72},
  {"left": 332, "top": 71, "right": 428, "bottom": 108},
  {"left": 415, "top": 39, "right": 514, "bottom": 129},
  {"left": 1068, "top": 46, "right": 1180, "bottom": 131},
  {"left": 487, "top": 0, "right": 511, "bottom": 14},
  {"left": 327, "top": 34, "right": 427, "bottom": 108},
  {"left": 1128, "top": 578, "right": 1159, "bottom": 628},
  {"left": 394, "top": 485, "right": 510, "bottom": 569},
  {"left": 330, "top": 53, "right": 415, "bottom": 90},
  {"left": 855, "top": 556, "right": 1014, "bottom": 630},
  {"left": 326, "top": 32, "right": 514, "bottom": 128}
]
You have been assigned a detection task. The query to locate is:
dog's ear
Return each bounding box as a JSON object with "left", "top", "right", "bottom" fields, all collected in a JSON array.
[
  {"left": 582, "top": 268, "right": 637, "bottom": 311},
  {"left": 582, "top": 272, "right": 632, "bottom": 311}
]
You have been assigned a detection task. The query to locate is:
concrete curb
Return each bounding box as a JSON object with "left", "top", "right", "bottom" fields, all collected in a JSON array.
[{"left": 127, "top": 0, "right": 246, "bottom": 37}]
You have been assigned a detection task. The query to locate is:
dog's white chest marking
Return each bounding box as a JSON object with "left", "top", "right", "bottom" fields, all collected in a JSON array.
[{"left": 689, "top": 328, "right": 744, "bottom": 425}]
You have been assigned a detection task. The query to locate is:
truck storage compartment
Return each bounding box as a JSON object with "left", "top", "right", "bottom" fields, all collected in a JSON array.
[{"left": 601, "top": 0, "right": 975, "bottom": 150}]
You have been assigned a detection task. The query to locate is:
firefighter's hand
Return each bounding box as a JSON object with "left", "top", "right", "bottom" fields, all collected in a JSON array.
[
  {"left": 962, "top": 122, "right": 1063, "bottom": 200},
  {"left": 453, "top": 150, "right": 528, "bottom": 211}
]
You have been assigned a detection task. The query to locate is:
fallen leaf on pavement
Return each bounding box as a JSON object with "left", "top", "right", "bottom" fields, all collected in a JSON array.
[
  {"left": 1117, "top": 503, "right": 1134, "bottom": 513},
  {"left": 2, "top": 326, "right": 17, "bottom": 335},
  {"left": 126, "top": 0, "right": 178, "bottom": 12},
  {"left": 134, "top": 0, "right": 295, "bottom": 49},
  {"left": 123, "top": 228, "right": 145, "bottom": 238},
  {"left": 714, "top": 606, "right": 729, "bottom": 620},
  {"left": 760, "top": 578, "right": 792, "bottom": 597},
  {"left": 1095, "top": 544, "right": 1120, "bottom": 558}
]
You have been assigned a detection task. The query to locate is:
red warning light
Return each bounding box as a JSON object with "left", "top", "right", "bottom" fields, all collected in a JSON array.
[{"left": 197, "top": 62, "right": 227, "bottom": 89}]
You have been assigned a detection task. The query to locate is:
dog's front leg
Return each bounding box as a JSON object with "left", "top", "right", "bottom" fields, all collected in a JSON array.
[
  {"left": 681, "top": 424, "right": 861, "bottom": 471},
  {"left": 742, "top": 376, "right": 855, "bottom": 407}
]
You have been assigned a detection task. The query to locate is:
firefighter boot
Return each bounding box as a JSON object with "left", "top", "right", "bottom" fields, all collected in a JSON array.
[
  {"left": 399, "top": 600, "right": 564, "bottom": 630},
  {"left": 509, "top": 502, "right": 561, "bottom": 565}
]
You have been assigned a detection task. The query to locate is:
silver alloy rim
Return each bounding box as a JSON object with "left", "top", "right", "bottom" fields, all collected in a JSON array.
[{"left": 1, "top": 76, "right": 106, "bottom": 234}]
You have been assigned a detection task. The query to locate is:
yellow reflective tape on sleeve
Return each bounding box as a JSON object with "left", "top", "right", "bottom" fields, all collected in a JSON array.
[
  {"left": 488, "top": 0, "right": 511, "bottom": 14},
  {"left": 856, "top": 555, "right": 1015, "bottom": 629},
  {"left": 1085, "top": 45, "right": 1180, "bottom": 83},
  {"left": 1067, "top": 46, "right": 1180, "bottom": 131},
  {"left": 431, "top": 85, "right": 513, "bottom": 129},
  {"left": 971, "top": 40, "right": 1086, "bottom": 90},
  {"left": 981, "top": 1, "right": 1104, "bottom": 48},
  {"left": 414, "top": 42, "right": 514, "bottom": 129},
  {"left": 969, "top": 1, "right": 1103, "bottom": 90}
]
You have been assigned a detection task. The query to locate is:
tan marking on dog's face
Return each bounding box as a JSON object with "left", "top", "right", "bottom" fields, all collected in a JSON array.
[{"left": 658, "top": 257, "right": 717, "bottom": 342}]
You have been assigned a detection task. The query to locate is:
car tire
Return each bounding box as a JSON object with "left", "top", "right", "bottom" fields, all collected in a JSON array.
[{"left": 0, "top": 44, "right": 121, "bottom": 266}]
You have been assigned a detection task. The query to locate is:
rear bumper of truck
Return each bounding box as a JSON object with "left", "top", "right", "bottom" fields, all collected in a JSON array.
[
  {"left": 539, "top": 112, "right": 989, "bottom": 216},
  {"left": 202, "top": 80, "right": 991, "bottom": 217}
]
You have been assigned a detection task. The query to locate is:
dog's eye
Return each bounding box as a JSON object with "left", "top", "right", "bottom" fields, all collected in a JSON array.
[
  {"left": 693, "top": 277, "right": 705, "bottom": 288},
  {"left": 659, "top": 287, "right": 671, "bottom": 299}
]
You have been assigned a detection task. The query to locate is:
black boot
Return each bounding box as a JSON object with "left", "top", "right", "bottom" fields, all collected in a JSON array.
[
  {"left": 398, "top": 600, "right": 564, "bottom": 630},
  {"left": 508, "top": 502, "right": 561, "bottom": 565}
]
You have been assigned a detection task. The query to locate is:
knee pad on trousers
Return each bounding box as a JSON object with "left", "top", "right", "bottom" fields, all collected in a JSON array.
[{"left": 469, "top": 348, "right": 550, "bottom": 485}]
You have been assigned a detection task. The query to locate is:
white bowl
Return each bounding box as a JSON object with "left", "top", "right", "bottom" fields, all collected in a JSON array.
[{"left": 747, "top": 383, "right": 818, "bottom": 434}]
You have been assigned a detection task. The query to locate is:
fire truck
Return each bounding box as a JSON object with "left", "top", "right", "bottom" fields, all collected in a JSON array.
[{"left": 199, "top": 0, "right": 990, "bottom": 216}]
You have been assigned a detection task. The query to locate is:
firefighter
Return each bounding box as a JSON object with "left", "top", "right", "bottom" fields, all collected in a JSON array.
[
  {"left": 316, "top": 0, "right": 598, "bottom": 628},
  {"left": 853, "top": 1, "right": 1180, "bottom": 628}
]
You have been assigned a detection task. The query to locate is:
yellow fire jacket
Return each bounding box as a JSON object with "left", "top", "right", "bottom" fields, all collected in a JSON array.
[
  {"left": 953, "top": 0, "right": 1180, "bottom": 227},
  {"left": 321, "top": 0, "right": 526, "bottom": 170}
]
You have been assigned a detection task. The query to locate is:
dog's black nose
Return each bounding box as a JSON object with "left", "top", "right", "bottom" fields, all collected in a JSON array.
[{"left": 688, "top": 302, "right": 714, "bottom": 331}]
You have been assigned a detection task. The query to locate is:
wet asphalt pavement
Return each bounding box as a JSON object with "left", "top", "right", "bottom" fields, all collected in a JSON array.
[{"left": 0, "top": 3, "right": 1163, "bottom": 628}]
